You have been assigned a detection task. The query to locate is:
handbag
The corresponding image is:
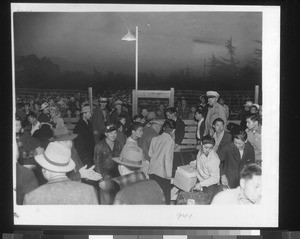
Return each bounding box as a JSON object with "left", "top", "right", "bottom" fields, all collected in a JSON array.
[{"left": 176, "top": 184, "right": 229, "bottom": 205}]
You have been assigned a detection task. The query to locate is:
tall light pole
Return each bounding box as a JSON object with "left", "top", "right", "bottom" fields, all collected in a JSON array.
[{"left": 122, "top": 26, "right": 138, "bottom": 116}]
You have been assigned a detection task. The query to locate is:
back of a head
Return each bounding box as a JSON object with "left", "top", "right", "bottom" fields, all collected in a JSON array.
[
  {"left": 165, "top": 107, "right": 177, "bottom": 115},
  {"left": 240, "top": 163, "right": 262, "bottom": 180},
  {"left": 113, "top": 180, "right": 166, "bottom": 205},
  {"left": 163, "top": 119, "right": 176, "bottom": 133}
]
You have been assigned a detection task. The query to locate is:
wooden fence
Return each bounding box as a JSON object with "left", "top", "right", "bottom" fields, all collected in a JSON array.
[{"left": 63, "top": 117, "right": 240, "bottom": 150}]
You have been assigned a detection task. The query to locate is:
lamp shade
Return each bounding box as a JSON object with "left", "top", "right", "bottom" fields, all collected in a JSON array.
[{"left": 121, "top": 29, "right": 136, "bottom": 41}]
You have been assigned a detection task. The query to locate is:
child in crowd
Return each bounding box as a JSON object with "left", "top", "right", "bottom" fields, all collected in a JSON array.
[{"left": 190, "top": 135, "right": 220, "bottom": 191}]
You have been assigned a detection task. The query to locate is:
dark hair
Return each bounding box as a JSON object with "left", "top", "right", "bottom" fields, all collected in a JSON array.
[
  {"left": 15, "top": 115, "right": 21, "bottom": 122},
  {"left": 201, "top": 135, "right": 215, "bottom": 146},
  {"left": 246, "top": 113, "right": 260, "bottom": 123},
  {"left": 118, "top": 114, "right": 126, "bottom": 120},
  {"left": 17, "top": 102, "right": 25, "bottom": 109},
  {"left": 200, "top": 95, "right": 207, "bottom": 101},
  {"left": 250, "top": 105, "right": 259, "bottom": 111},
  {"left": 195, "top": 108, "right": 204, "bottom": 115},
  {"left": 116, "top": 121, "right": 123, "bottom": 129},
  {"left": 132, "top": 114, "right": 143, "bottom": 122},
  {"left": 233, "top": 130, "right": 248, "bottom": 142},
  {"left": 163, "top": 119, "right": 176, "bottom": 132},
  {"left": 212, "top": 117, "right": 224, "bottom": 126},
  {"left": 127, "top": 122, "right": 143, "bottom": 137},
  {"left": 165, "top": 107, "right": 177, "bottom": 114},
  {"left": 240, "top": 163, "right": 262, "bottom": 180}
]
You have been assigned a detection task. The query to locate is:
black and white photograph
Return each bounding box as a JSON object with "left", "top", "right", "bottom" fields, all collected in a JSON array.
[{"left": 11, "top": 3, "right": 279, "bottom": 227}]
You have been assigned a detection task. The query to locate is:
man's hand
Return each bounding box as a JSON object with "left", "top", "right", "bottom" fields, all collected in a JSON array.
[
  {"left": 192, "top": 183, "right": 203, "bottom": 191},
  {"left": 221, "top": 175, "right": 229, "bottom": 187},
  {"left": 189, "top": 160, "right": 196, "bottom": 168},
  {"left": 79, "top": 165, "right": 102, "bottom": 181},
  {"left": 174, "top": 144, "right": 181, "bottom": 152},
  {"left": 99, "top": 180, "right": 107, "bottom": 190},
  {"left": 34, "top": 147, "right": 44, "bottom": 156}
]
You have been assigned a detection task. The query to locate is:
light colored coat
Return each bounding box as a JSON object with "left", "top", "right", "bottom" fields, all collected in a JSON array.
[
  {"left": 195, "top": 150, "right": 220, "bottom": 187},
  {"left": 148, "top": 132, "right": 175, "bottom": 179},
  {"left": 204, "top": 102, "right": 227, "bottom": 135},
  {"left": 23, "top": 177, "right": 99, "bottom": 205}
]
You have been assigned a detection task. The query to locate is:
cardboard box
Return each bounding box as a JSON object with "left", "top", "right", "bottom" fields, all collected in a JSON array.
[
  {"left": 177, "top": 165, "right": 197, "bottom": 178},
  {"left": 173, "top": 170, "right": 197, "bottom": 192}
]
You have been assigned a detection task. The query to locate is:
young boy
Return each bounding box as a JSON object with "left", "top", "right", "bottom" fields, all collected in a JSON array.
[{"left": 190, "top": 135, "right": 220, "bottom": 191}]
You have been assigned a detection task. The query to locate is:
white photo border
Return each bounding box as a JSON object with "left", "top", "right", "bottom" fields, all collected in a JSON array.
[{"left": 11, "top": 3, "right": 280, "bottom": 227}]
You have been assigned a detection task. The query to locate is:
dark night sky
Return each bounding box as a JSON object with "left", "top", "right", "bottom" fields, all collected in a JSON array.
[{"left": 13, "top": 5, "right": 262, "bottom": 77}]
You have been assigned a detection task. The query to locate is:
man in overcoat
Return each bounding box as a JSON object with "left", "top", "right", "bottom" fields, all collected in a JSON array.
[{"left": 74, "top": 106, "right": 95, "bottom": 167}]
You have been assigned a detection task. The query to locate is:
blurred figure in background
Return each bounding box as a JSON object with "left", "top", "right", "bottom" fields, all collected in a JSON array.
[
  {"left": 188, "top": 104, "right": 197, "bottom": 120},
  {"left": 177, "top": 97, "right": 190, "bottom": 119},
  {"left": 240, "top": 100, "right": 253, "bottom": 131},
  {"left": 219, "top": 97, "right": 229, "bottom": 120},
  {"left": 91, "top": 96, "right": 111, "bottom": 144}
]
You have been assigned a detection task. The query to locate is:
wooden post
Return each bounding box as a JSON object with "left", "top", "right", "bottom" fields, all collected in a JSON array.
[
  {"left": 255, "top": 85, "right": 259, "bottom": 104},
  {"left": 132, "top": 89, "right": 137, "bottom": 117},
  {"left": 169, "top": 88, "right": 175, "bottom": 107},
  {"left": 88, "top": 87, "right": 93, "bottom": 112}
]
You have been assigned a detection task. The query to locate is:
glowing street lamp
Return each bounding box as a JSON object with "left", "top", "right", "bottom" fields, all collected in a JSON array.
[{"left": 122, "top": 26, "right": 138, "bottom": 115}]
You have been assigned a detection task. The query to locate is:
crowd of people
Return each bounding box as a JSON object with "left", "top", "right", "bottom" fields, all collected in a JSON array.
[{"left": 15, "top": 89, "right": 262, "bottom": 205}]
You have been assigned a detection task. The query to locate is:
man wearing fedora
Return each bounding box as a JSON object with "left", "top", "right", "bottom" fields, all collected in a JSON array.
[
  {"left": 74, "top": 106, "right": 95, "bottom": 167},
  {"left": 37, "top": 102, "right": 51, "bottom": 123},
  {"left": 91, "top": 96, "right": 111, "bottom": 144},
  {"left": 112, "top": 140, "right": 149, "bottom": 177},
  {"left": 204, "top": 91, "right": 227, "bottom": 136},
  {"left": 99, "top": 141, "right": 148, "bottom": 204},
  {"left": 23, "top": 142, "right": 99, "bottom": 205},
  {"left": 110, "top": 99, "right": 131, "bottom": 129},
  {"left": 50, "top": 127, "right": 102, "bottom": 182}
]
